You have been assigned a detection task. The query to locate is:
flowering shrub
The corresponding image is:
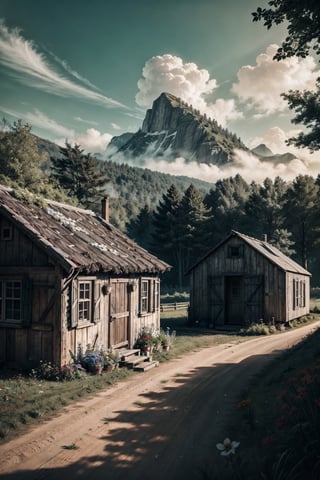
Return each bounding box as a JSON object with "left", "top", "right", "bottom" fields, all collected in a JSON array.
[
  {"left": 81, "top": 353, "right": 104, "bottom": 369},
  {"left": 134, "top": 326, "right": 176, "bottom": 352},
  {"left": 134, "top": 327, "right": 155, "bottom": 351},
  {"left": 31, "top": 361, "right": 84, "bottom": 381}
]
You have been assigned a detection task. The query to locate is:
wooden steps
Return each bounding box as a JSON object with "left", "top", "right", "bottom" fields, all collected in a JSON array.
[{"left": 117, "top": 348, "right": 159, "bottom": 372}]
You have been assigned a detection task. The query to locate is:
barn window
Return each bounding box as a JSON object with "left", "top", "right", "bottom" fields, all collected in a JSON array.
[
  {"left": 0, "top": 222, "right": 13, "bottom": 241},
  {"left": 0, "top": 280, "right": 22, "bottom": 323},
  {"left": 228, "top": 245, "right": 243, "bottom": 258},
  {"left": 293, "top": 279, "right": 306, "bottom": 309},
  {"left": 78, "top": 281, "right": 92, "bottom": 324},
  {"left": 299, "top": 280, "right": 306, "bottom": 307}
]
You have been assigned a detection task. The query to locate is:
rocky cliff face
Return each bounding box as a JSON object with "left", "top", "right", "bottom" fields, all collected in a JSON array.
[{"left": 109, "top": 92, "right": 248, "bottom": 165}]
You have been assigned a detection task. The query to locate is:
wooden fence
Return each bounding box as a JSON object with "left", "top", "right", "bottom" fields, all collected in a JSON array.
[{"left": 160, "top": 302, "right": 189, "bottom": 312}]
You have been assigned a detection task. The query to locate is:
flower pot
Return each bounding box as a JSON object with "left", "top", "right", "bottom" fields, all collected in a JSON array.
[
  {"left": 105, "top": 364, "right": 114, "bottom": 372},
  {"left": 162, "top": 345, "right": 170, "bottom": 352}
]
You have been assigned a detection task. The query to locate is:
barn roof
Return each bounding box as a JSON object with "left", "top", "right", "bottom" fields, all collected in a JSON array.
[
  {"left": 0, "top": 185, "right": 170, "bottom": 275},
  {"left": 188, "top": 230, "right": 311, "bottom": 276}
]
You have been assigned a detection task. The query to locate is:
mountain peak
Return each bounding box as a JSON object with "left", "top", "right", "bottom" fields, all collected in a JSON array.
[
  {"left": 251, "top": 144, "right": 274, "bottom": 157},
  {"left": 109, "top": 92, "right": 248, "bottom": 165}
]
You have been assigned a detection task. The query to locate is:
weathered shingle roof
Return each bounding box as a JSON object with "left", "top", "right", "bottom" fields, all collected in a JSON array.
[
  {"left": 188, "top": 230, "right": 311, "bottom": 276},
  {"left": 0, "top": 186, "right": 170, "bottom": 275}
]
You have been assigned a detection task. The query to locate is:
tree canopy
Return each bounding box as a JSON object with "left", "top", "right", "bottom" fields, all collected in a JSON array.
[
  {"left": 0, "top": 119, "right": 45, "bottom": 188},
  {"left": 253, "top": 0, "right": 320, "bottom": 150},
  {"left": 51, "top": 142, "right": 107, "bottom": 208}
]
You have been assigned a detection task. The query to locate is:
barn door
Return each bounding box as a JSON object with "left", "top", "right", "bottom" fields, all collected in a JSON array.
[
  {"left": 109, "top": 280, "right": 130, "bottom": 348},
  {"left": 225, "top": 276, "right": 244, "bottom": 325},
  {"left": 244, "top": 275, "right": 264, "bottom": 324},
  {"left": 208, "top": 275, "right": 224, "bottom": 327}
]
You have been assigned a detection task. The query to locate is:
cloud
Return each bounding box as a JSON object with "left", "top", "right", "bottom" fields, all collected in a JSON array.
[
  {"left": 111, "top": 122, "right": 121, "bottom": 130},
  {"left": 26, "top": 109, "right": 74, "bottom": 137},
  {"left": 75, "top": 128, "right": 112, "bottom": 153},
  {"left": 249, "top": 126, "right": 304, "bottom": 154},
  {"left": 110, "top": 140, "right": 320, "bottom": 185},
  {"left": 0, "top": 104, "right": 112, "bottom": 154},
  {"left": 232, "top": 44, "right": 319, "bottom": 115},
  {"left": 0, "top": 19, "right": 126, "bottom": 109},
  {"left": 136, "top": 54, "right": 242, "bottom": 126},
  {"left": 46, "top": 49, "right": 101, "bottom": 92},
  {"left": 56, "top": 128, "right": 112, "bottom": 153},
  {"left": 74, "top": 116, "right": 99, "bottom": 126},
  {"left": 141, "top": 149, "right": 320, "bottom": 184},
  {"left": 0, "top": 105, "right": 74, "bottom": 137}
]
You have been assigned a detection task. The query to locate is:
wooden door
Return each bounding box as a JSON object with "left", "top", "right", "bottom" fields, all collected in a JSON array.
[
  {"left": 208, "top": 275, "right": 224, "bottom": 327},
  {"left": 109, "top": 280, "right": 130, "bottom": 348},
  {"left": 244, "top": 275, "right": 264, "bottom": 324},
  {"left": 225, "top": 276, "right": 244, "bottom": 325}
]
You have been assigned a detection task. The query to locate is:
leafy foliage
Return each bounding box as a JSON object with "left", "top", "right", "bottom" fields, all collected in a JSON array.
[
  {"left": 0, "top": 119, "right": 46, "bottom": 189},
  {"left": 252, "top": 0, "right": 320, "bottom": 151}
]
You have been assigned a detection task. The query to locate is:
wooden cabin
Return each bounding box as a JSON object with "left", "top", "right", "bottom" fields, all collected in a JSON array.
[
  {"left": 188, "top": 230, "right": 311, "bottom": 328},
  {"left": 0, "top": 186, "right": 170, "bottom": 368}
]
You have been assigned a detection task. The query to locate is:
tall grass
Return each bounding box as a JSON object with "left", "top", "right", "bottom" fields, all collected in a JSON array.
[{"left": 234, "top": 322, "right": 320, "bottom": 479}]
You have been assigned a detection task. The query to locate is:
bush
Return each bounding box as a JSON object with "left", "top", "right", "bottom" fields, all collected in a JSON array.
[
  {"left": 240, "top": 322, "right": 276, "bottom": 336},
  {"left": 31, "top": 361, "right": 84, "bottom": 381}
]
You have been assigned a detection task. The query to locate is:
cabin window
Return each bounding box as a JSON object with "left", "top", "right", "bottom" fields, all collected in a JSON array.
[
  {"left": 70, "top": 278, "right": 101, "bottom": 328},
  {"left": 78, "top": 281, "right": 92, "bottom": 324},
  {"left": 139, "top": 279, "right": 160, "bottom": 314},
  {"left": 141, "top": 280, "right": 149, "bottom": 313},
  {"left": 293, "top": 279, "right": 306, "bottom": 309},
  {"left": 154, "top": 280, "right": 160, "bottom": 311},
  {"left": 228, "top": 245, "right": 243, "bottom": 258},
  {"left": 0, "top": 280, "right": 22, "bottom": 323}
]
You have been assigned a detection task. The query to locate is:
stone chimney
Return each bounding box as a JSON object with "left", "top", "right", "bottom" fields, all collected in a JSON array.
[
  {"left": 261, "top": 234, "right": 267, "bottom": 243},
  {"left": 101, "top": 196, "right": 109, "bottom": 223}
]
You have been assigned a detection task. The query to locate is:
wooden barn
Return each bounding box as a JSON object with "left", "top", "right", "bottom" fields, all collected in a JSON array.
[
  {"left": 188, "top": 230, "right": 311, "bottom": 328},
  {"left": 0, "top": 185, "right": 170, "bottom": 368}
]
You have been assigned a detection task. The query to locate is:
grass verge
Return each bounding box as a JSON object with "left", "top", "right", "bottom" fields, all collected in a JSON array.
[
  {"left": 0, "top": 367, "right": 131, "bottom": 444},
  {"left": 220, "top": 320, "right": 320, "bottom": 479}
]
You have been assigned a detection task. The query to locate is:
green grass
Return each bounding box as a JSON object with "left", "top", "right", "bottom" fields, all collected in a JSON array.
[
  {"left": 224, "top": 318, "right": 320, "bottom": 479},
  {"left": 0, "top": 367, "right": 131, "bottom": 443}
]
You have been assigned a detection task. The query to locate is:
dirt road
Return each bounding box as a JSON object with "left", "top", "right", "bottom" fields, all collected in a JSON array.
[{"left": 0, "top": 323, "right": 318, "bottom": 480}]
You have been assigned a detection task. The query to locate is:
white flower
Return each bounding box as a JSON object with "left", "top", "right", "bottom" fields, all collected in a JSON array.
[{"left": 216, "top": 438, "right": 240, "bottom": 456}]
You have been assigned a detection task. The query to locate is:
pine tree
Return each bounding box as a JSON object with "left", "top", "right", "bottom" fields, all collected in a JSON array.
[
  {"left": 51, "top": 142, "right": 107, "bottom": 208},
  {"left": 152, "top": 184, "right": 183, "bottom": 286},
  {"left": 283, "top": 175, "right": 319, "bottom": 269},
  {"left": 245, "top": 177, "right": 287, "bottom": 239},
  {"left": 205, "top": 174, "right": 251, "bottom": 244},
  {"left": 177, "top": 184, "right": 211, "bottom": 278},
  {"left": 126, "top": 204, "right": 155, "bottom": 250}
]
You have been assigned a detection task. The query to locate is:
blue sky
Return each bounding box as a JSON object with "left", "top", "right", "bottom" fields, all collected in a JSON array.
[{"left": 0, "top": 0, "right": 319, "bottom": 182}]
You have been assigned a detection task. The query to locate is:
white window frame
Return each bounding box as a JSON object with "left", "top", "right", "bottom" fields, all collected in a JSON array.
[
  {"left": 154, "top": 280, "right": 160, "bottom": 311},
  {"left": 293, "top": 279, "right": 306, "bottom": 309},
  {"left": 141, "top": 280, "right": 149, "bottom": 313},
  {"left": 78, "top": 280, "right": 92, "bottom": 324}
]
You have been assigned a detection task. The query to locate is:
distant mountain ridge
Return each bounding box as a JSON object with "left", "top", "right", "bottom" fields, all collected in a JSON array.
[
  {"left": 109, "top": 92, "right": 298, "bottom": 167},
  {"left": 108, "top": 92, "right": 248, "bottom": 165},
  {"left": 251, "top": 143, "right": 296, "bottom": 164}
]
